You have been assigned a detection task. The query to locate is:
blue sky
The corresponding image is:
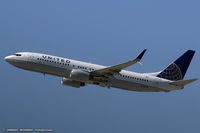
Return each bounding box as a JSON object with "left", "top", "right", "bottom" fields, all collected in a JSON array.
[{"left": 0, "top": 0, "right": 200, "bottom": 133}]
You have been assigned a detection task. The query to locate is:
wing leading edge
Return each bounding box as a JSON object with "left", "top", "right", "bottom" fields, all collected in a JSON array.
[{"left": 91, "top": 49, "right": 147, "bottom": 76}]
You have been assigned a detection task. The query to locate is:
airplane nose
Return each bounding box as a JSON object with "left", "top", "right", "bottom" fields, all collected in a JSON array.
[{"left": 4, "top": 56, "right": 12, "bottom": 62}]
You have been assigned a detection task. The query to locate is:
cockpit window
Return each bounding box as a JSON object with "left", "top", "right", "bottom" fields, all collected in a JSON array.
[{"left": 13, "top": 54, "right": 22, "bottom": 56}]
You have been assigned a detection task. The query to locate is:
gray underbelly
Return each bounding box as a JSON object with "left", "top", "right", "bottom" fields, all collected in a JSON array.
[
  {"left": 109, "top": 79, "right": 164, "bottom": 92},
  {"left": 13, "top": 60, "right": 71, "bottom": 77}
]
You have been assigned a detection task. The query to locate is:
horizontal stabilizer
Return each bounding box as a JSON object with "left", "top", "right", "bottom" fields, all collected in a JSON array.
[{"left": 169, "top": 78, "right": 198, "bottom": 87}]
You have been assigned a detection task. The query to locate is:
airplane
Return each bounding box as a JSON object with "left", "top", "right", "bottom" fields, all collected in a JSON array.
[{"left": 4, "top": 49, "right": 197, "bottom": 92}]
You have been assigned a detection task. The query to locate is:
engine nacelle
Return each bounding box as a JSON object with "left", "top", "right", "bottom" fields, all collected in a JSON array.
[
  {"left": 70, "top": 69, "right": 90, "bottom": 82},
  {"left": 62, "top": 77, "right": 85, "bottom": 88}
]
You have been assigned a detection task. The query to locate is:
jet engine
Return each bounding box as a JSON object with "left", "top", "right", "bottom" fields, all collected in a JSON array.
[
  {"left": 69, "top": 69, "right": 90, "bottom": 82},
  {"left": 62, "top": 77, "right": 85, "bottom": 88}
]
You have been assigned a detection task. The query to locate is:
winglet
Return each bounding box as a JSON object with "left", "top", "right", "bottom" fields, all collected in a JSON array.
[{"left": 136, "top": 49, "right": 147, "bottom": 60}]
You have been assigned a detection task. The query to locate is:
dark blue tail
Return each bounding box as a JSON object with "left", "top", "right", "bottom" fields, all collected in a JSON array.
[{"left": 157, "top": 50, "right": 195, "bottom": 81}]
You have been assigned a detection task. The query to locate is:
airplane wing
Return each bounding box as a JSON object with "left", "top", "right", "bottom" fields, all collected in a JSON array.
[{"left": 91, "top": 49, "right": 146, "bottom": 76}]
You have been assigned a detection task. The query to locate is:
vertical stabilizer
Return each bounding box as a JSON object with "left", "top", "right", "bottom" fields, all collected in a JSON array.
[{"left": 157, "top": 50, "right": 195, "bottom": 81}]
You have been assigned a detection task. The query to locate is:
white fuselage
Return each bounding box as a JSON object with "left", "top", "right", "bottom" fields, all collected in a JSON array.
[{"left": 5, "top": 52, "right": 181, "bottom": 92}]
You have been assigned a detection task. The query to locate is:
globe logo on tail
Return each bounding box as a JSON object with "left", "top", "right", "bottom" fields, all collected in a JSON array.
[{"left": 157, "top": 63, "right": 182, "bottom": 81}]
